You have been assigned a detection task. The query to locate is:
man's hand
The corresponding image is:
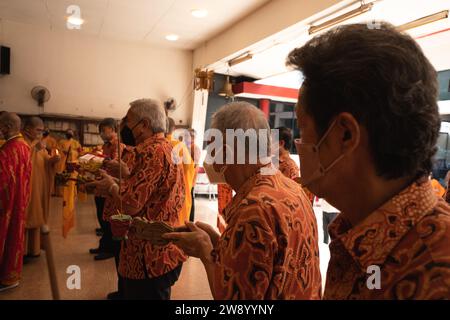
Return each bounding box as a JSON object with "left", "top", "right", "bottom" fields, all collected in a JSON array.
[
  {"left": 195, "top": 222, "right": 221, "bottom": 247},
  {"left": 162, "top": 221, "right": 214, "bottom": 262},
  {"left": 104, "top": 159, "right": 130, "bottom": 178},
  {"left": 85, "top": 169, "right": 115, "bottom": 196}
]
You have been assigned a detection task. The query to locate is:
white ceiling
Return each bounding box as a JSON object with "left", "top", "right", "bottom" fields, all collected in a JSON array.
[
  {"left": 216, "top": 0, "right": 450, "bottom": 86},
  {"left": 0, "top": 0, "right": 271, "bottom": 50}
]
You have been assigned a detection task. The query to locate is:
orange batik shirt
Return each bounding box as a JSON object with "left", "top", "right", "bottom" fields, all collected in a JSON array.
[
  {"left": 324, "top": 177, "right": 450, "bottom": 299},
  {"left": 116, "top": 133, "right": 187, "bottom": 279},
  {"left": 211, "top": 169, "right": 322, "bottom": 300},
  {"left": 276, "top": 148, "right": 299, "bottom": 180}
]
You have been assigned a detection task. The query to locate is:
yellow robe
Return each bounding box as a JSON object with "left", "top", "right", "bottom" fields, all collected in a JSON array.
[
  {"left": 56, "top": 138, "right": 81, "bottom": 237},
  {"left": 167, "top": 135, "right": 196, "bottom": 226},
  {"left": 24, "top": 141, "right": 56, "bottom": 255}
]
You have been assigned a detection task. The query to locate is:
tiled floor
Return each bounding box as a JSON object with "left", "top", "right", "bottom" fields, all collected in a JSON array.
[{"left": 0, "top": 194, "right": 331, "bottom": 300}]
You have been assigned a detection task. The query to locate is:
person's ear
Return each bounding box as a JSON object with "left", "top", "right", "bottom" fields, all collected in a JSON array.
[
  {"left": 335, "top": 112, "right": 360, "bottom": 155},
  {"left": 279, "top": 140, "right": 285, "bottom": 149}
]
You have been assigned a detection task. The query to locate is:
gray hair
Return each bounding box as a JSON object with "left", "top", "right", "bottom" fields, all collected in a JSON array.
[
  {"left": 129, "top": 98, "right": 166, "bottom": 133},
  {"left": 211, "top": 101, "right": 272, "bottom": 156}
]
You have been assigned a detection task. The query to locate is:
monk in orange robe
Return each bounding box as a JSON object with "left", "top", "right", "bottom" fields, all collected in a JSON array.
[
  {"left": 0, "top": 112, "right": 32, "bottom": 292},
  {"left": 22, "top": 117, "right": 60, "bottom": 257},
  {"left": 42, "top": 128, "right": 58, "bottom": 195},
  {"left": 57, "top": 129, "right": 82, "bottom": 237}
]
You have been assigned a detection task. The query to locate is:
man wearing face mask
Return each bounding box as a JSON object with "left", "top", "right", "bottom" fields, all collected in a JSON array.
[
  {"left": 87, "top": 98, "right": 186, "bottom": 300},
  {"left": 287, "top": 23, "right": 450, "bottom": 299},
  {"left": 89, "top": 118, "right": 124, "bottom": 261},
  {"left": 163, "top": 102, "right": 322, "bottom": 300},
  {"left": 0, "top": 112, "right": 32, "bottom": 292},
  {"left": 22, "top": 117, "right": 60, "bottom": 259}
]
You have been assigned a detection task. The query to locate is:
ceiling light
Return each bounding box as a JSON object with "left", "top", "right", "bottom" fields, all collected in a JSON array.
[
  {"left": 67, "top": 16, "right": 84, "bottom": 26},
  {"left": 309, "top": 3, "right": 373, "bottom": 35},
  {"left": 165, "top": 34, "right": 179, "bottom": 41},
  {"left": 397, "top": 10, "right": 449, "bottom": 32},
  {"left": 191, "top": 9, "right": 208, "bottom": 18}
]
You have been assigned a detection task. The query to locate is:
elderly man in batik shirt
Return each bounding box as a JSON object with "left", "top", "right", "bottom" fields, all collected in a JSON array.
[
  {"left": 164, "top": 102, "right": 322, "bottom": 300},
  {"left": 89, "top": 99, "right": 186, "bottom": 300}
]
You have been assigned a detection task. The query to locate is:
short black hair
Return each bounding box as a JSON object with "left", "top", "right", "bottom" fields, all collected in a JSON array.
[
  {"left": 99, "top": 118, "right": 117, "bottom": 132},
  {"left": 287, "top": 22, "right": 440, "bottom": 180},
  {"left": 276, "top": 126, "right": 293, "bottom": 150}
]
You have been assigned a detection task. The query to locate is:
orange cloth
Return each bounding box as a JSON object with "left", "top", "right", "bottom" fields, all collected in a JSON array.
[
  {"left": 211, "top": 170, "right": 322, "bottom": 299},
  {"left": 167, "top": 134, "right": 195, "bottom": 226},
  {"left": 324, "top": 178, "right": 450, "bottom": 299},
  {"left": 115, "top": 134, "right": 187, "bottom": 279},
  {"left": 217, "top": 184, "right": 233, "bottom": 233},
  {"left": 276, "top": 148, "right": 299, "bottom": 180},
  {"left": 57, "top": 138, "right": 81, "bottom": 237},
  {"left": 431, "top": 179, "right": 445, "bottom": 198}
]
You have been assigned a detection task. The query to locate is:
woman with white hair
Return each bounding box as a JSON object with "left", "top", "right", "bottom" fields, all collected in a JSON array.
[{"left": 164, "top": 102, "right": 322, "bottom": 300}]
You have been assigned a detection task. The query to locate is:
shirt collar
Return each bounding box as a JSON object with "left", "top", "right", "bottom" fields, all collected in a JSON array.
[
  {"left": 222, "top": 165, "right": 273, "bottom": 223},
  {"left": 328, "top": 177, "right": 437, "bottom": 272},
  {"left": 7, "top": 133, "right": 23, "bottom": 142}
]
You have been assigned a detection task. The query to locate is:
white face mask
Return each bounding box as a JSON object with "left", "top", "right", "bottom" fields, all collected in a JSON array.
[
  {"left": 294, "top": 119, "right": 345, "bottom": 187},
  {"left": 203, "top": 145, "right": 230, "bottom": 184}
]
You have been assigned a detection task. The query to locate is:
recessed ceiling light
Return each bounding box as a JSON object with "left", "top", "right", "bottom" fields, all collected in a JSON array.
[
  {"left": 67, "top": 16, "right": 84, "bottom": 26},
  {"left": 191, "top": 9, "right": 208, "bottom": 18},
  {"left": 165, "top": 34, "right": 179, "bottom": 41}
]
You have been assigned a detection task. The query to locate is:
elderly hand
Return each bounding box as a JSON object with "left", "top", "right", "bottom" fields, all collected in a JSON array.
[
  {"left": 162, "top": 221, "right": 214, "bottom": 261},
  {"left": 195, "top": 221, "right": 221, "bottom": 247},
  {"left": 104, "top": 159, "right": 130, "bottom": 178},
  {"left": 85, "top": 169, "right": 116, "bottom": 196}
]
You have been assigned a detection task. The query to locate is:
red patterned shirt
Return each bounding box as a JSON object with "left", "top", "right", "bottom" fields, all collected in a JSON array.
[
  {"left": 211, "top": 170, "right": 322, "bottom": 299},
  {"left": 116, "top": 133, "right": 187, "bottom": 279},
  {"left": 324, "top": 178, "right": 450, "bottom": 299}
]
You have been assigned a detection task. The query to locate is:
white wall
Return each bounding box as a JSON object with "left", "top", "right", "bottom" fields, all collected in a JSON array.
[{"left": 0, "top": 20, "right": 194, "bottom": 124}]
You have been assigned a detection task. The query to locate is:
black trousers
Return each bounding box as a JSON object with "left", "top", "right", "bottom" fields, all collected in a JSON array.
[
  {"left": 323, "top": 211, "right": 339, "bottom": 244},
  {"left": 189, "top": 188, "right": 195, "bottom": 222},
  {"left": 123, "top": 264, "right": 183, "bottom": 300},
  {"left": 95, "top": 196, "right": 113, "bottom": 252},
  {"left": 113, "top": 239, "right": 124, "bottom": 297}
]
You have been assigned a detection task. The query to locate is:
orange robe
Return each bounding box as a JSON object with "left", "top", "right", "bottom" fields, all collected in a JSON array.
[
  {"left": 167, "top": 134, "right": 195, "bottom": 226},
  {"left": 57, "top": 138, "right": 81, "bottom": 238},
  {"left": 24, "top": 140, "right": 57, "bottom": 256},
  {"left": 0, "top": 135, "right": 32, "bottom": 285}
]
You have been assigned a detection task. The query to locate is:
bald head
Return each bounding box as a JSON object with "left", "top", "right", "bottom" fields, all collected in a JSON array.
[
  {"left": 22, "top": 116, "right": 44, "bottom": 142},
  {"left": 23, "top": 116, "right": 44, "bottom": 129},
  {"left": 0, "top": 112, "right": 21, "bottom": 139}
]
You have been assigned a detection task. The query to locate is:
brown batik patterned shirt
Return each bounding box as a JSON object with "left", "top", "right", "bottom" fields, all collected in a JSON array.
[
  {"left": 276, "top": 148, "right": 299, "bottom": 180},
  {"left": 116, "top": 133, "right": 187, "bottom": 279},
  {"left": 211, "top": 169, "right": 322, "bottom": 300},
  {"left": 324, "top": 178, "right": 450, "bottom": 299}
]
